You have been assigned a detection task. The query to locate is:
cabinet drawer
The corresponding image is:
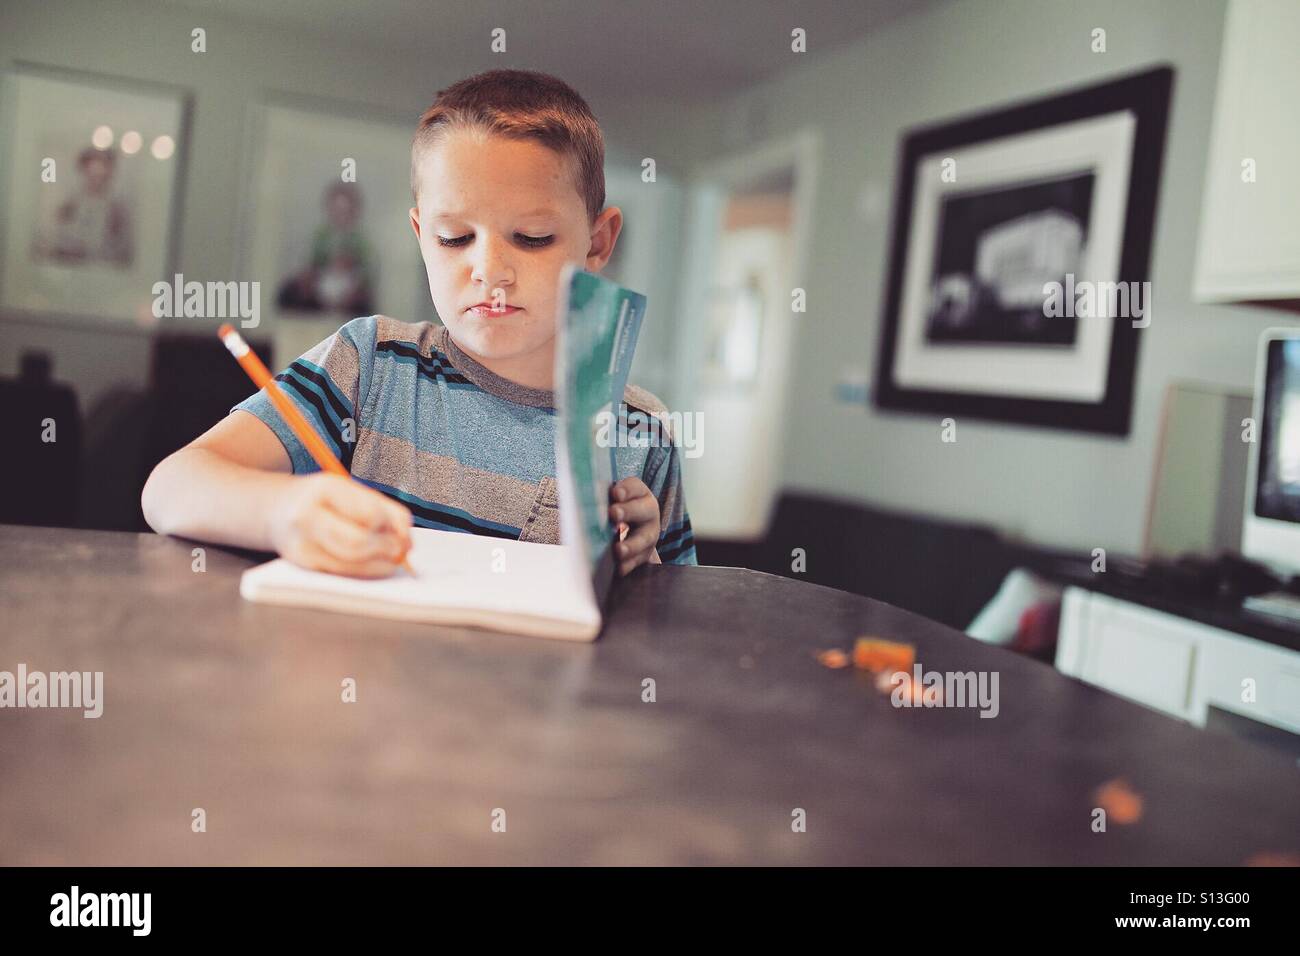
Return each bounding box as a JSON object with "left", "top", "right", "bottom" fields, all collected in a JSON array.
[
  {"left": 1196, "top": 630, "right": 1300, "bottom": 734},
  {"left": 1081, "top": 596, "right": 1198, "bottom": 718}
]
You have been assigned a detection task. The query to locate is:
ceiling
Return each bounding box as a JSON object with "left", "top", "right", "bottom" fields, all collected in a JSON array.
[{"left": 157, "top": 0, "right": 946, "bottom": 100}]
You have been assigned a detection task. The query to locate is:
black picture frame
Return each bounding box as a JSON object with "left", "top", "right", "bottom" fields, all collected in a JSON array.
[{"left": 873, "top": 66, "right": 1173, "bottom": 436}]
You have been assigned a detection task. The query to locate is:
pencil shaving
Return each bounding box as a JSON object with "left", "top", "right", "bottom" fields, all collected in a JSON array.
[
  {"left": 1093, "top": 778, "right": 1143, "bottom": 825},
  {"left": 852, "top": 637, "right": 916, "bottom": 674},
  {"left": 815, "top": 648, "right": 850, "bottom": 669}
]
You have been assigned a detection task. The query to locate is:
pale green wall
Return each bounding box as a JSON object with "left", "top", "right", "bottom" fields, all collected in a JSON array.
[
  {"left": 652, "top": 0, "right": 1298, "bottom": 552},
  {"left": 0, "top": 0, "right": 688, "bottom": 413},
  {"left": 3, "top": 0, "right": 1294, "bottom": 554}
]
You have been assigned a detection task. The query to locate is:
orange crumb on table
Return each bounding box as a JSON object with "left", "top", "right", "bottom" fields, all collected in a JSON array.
[
  {"left": 852, "top": 637, "right": 916, "bottom": 674},
  {"left": 816, "top": 648, "right": 850, "bottom": 669},
  {"left": 1092, "top": 778, "right": 1143, "bottom": 825}
]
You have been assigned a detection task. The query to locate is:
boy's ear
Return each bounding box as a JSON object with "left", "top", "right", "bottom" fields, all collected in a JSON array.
[
  {"left": 408, "top": 206, "right": 422, "bottom": 241},
  {"left": 585, "top": 206, "right": 623, "bottom": 273}
]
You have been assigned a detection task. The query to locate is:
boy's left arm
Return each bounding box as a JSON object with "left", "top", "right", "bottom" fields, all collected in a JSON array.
[{"left": 609, "top": 440, "right": 697, "bottom": 574}]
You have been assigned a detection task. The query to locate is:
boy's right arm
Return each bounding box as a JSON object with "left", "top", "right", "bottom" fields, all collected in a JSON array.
[{"left": 141, "top": 409, "right": 412, "bottom": 578}]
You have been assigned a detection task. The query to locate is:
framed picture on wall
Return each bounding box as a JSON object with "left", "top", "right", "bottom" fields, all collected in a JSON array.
[
  {"left": 0, "top": 62, "right": 191, "bottom": 326},
  {"left": 237, "top": 91, "right": 437, "bottom": 364},
  {"left": 874, "top": 66, "right": 1173, "bottom": 435}
]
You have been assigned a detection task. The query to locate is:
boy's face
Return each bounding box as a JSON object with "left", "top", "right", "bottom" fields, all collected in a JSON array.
[{"left": 409, "top": 127, "right": 621, "bottom": 380}]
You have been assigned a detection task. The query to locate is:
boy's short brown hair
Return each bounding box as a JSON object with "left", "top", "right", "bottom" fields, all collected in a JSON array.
[{"left": 410, "top": 69, "right": 605, "bottom": 223}]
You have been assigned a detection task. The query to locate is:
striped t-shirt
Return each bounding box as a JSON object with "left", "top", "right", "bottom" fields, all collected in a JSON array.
[{"left": 231, "top": 315, "right": 697, "bottom": 565}]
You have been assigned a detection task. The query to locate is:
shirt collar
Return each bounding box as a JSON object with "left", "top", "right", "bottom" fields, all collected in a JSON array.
[{"left": 435, "top": 325, "right": 556, "bottom": 411}]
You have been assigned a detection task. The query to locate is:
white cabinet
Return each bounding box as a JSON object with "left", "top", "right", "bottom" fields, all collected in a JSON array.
[
  {"left": 1058, "top": 586, "right": 1300, "bottom": 738},
  {"left": 1194, "top": 0, "right": 1300, "bottom": 303},
  {"left": 1083, "top": 596, "right": 1199, "bottom": 719},
  {"left": 1194, "top": 629, "right": 1300, "bottom": 734},
  {"left": 1058, "top": 590, "right": 1198, "bottom": 720}
]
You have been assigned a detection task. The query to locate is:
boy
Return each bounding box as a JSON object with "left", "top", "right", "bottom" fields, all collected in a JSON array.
[{"left": 142, "top": 69, "right": 696, "bottom": 578}]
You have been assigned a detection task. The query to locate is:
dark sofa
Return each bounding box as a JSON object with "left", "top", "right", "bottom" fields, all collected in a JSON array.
[{"left": 695, "top": 492, "right": 1070, "bottom": 632}]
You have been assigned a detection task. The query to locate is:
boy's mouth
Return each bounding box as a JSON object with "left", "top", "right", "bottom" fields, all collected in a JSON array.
[{"left": 467, "top": 303, "right": 522, "bottom": 317}]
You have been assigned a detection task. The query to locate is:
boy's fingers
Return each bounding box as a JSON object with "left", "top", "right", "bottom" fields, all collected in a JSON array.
[
  {"left": 318, "top": 476, "right": 387, "bottom": 527},
  {"left": 366, "top": 489, "right": 413, "bottom": 544},
  {"left": 313, "top": 507, "right": 403, "bottom": 565},
  {"left": 311, "top": 506, "right": 373, "bottom": 556},
  {"left": 380, "top": 499, "right": 413, "bottom": 545},
  {"left": 304, "top": 544, "right": 401, "bottom": 579},
  {"left": 616, "top": 521, "right": 658, "bottom": 563},
  {"left": 618, "top": 547, "right": 653, "bottom": 576},
  {"left": 609, "top": 491, "right": 658, "bottom": 526},
  {"left": 387, "top": 499, "right": 413, "bottom": 529},
  {"left": 320, "top": 477, "right": 411, "bottom": 542},
  {"left": 610, "top": 477, "right": 651, "bottom": 502}
]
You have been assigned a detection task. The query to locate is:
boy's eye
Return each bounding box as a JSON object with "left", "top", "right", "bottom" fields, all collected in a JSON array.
[{"left": 435, "top": 233, "right": 554, "bottom": 249}]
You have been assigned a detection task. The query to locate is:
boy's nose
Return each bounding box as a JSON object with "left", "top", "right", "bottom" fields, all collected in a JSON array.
[{"left": 470, "top": 236, "right": 515, "bottom": 290}]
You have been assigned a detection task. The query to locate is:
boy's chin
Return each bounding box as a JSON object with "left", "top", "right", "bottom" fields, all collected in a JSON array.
[{"left": 447, "top": 321, "right": 553, "bottom": 363}]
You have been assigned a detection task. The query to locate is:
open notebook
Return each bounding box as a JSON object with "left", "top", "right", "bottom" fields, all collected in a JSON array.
[
  {"left": 239, "top": 266, "right": 646, "bottom": 642},
  {"left": 240, "top": 528, "right": 602, "bottom": 640}
]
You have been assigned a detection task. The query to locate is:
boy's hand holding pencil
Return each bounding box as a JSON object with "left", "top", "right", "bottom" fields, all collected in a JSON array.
[
  {"left": 218, "top": 324, "right": 414, "bottom": 578},
  {"left": 267, "top": 472, "right": 413, "bottom": 579}
]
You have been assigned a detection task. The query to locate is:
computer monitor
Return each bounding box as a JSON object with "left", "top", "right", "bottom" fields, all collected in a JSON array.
[{"left": 1242, "top": 328, "right": 1300, "bottom": 578}]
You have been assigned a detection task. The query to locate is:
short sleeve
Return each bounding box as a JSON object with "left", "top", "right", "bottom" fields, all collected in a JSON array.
[
  {"left": 614, "top": 388, "right": 698, "bottom": 566},
  {"left": 229, "top": 315, "right": 377, "bottom": 475},
  {"left": 643, "top": 440, "right": 698, "bottom": 565}
]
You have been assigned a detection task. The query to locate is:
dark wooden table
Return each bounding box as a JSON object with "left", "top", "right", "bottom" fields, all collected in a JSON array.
[{"left": 1, "top": 525, "right": 1296, "bottom": 865}]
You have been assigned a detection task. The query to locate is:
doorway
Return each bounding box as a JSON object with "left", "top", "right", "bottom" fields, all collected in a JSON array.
[{"left": 675, "top": 130, "right": 819, "bottom": 540}]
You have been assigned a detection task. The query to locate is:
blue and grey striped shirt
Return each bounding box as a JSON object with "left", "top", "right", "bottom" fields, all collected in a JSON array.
[{"left": 231, "top": 315, "right": 697, "bottom": 564}]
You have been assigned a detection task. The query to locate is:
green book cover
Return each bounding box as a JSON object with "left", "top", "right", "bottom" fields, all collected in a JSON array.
[{"left": 554, "top": 266, "right": 647, "bottom": 610}]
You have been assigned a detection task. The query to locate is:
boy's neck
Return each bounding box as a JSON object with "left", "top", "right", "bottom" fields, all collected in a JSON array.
[{"left": 446, "top": 333, "right": 555, "bottom": 393}]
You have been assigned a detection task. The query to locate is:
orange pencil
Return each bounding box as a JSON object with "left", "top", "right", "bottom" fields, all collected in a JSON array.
[{"left": 217, "top": 324, "right": 414, "bottom": 575}]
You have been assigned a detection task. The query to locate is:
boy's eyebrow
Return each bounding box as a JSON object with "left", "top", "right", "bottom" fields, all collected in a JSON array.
[{"left": 430, "top": 207, "right": 559, "bottom": 220}]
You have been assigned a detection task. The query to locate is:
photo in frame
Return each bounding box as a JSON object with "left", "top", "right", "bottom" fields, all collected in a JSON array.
[
  {"left": 0, "top": 63, "right": 190, "bottom": 326},
  {"left": 874, "top": 66, "right": 1173, "bottom": 435},
  {"left": 237, "top": 92, "right": 437, "bottom": 364}
]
